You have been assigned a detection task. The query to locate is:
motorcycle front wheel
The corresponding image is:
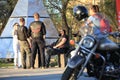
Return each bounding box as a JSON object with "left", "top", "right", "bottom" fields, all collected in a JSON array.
[{"left": 61, "top": 66, "right": 79, "bottom": 80}]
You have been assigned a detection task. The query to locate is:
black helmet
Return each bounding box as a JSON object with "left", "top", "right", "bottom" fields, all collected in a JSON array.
[{"left": 73, "top": 5, "right": 88, "bottom": 21}]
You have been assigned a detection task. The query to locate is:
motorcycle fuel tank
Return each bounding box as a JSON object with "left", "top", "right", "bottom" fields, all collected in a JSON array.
[{"left": 98, "top": 38, "right": 119, "bottom": 51}]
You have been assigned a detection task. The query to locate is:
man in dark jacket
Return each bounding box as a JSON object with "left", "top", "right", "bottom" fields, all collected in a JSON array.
[
  {"left": 17, "top": 17, "right": 31, "bottom": 69},
  {"left": 28, "top": 12, "right": 46, "bottom": 69}
]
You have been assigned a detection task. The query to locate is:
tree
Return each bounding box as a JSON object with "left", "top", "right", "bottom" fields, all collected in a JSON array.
[
  {"left": 46, "top": 0, "right": 70, "bottom": 36},
  {"left": 100, "top": 0, "right": 118, "bottom": 31},
  {"left": 44, "top": 0, "right": 97, "bottom": 39},
  {"left": 0, "top": 0, "right": 18, "bottom": 35}
]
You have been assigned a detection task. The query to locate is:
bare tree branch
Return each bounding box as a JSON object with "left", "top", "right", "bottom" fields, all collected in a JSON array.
[{"left": 48, "top": 0, "right": 62, "bottom": 12}]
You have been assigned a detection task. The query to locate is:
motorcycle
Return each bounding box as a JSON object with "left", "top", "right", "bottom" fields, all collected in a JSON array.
[{"left": 61, "top": 26, "right": 120, "bottom": 80}]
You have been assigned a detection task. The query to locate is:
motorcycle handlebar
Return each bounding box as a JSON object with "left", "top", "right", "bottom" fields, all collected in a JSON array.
[{"left": 109, "top": 32, "right": 120, "bottom": 38}]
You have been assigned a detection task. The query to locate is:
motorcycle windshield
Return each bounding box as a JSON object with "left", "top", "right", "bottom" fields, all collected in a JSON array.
[
  {"left": 79, "top": 26, "right": 106, "bottom": 39},
  {"left": 79, "top": 26, "right": 93, "bottom": 37}
]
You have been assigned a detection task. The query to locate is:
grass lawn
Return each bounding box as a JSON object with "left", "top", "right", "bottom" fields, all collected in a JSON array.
[
  {"left": 0, "top": 56, "right": 60, "bottom": 68},
  {"left": 0, "top": 59, "right": 14, "bottom": 68},
  {"left": 0, "top": 62, "right": 14, "bottom": 68}
]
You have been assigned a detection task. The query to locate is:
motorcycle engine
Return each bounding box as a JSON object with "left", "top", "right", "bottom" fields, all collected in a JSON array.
[
  {"left": 105, "top": 64, "right": 115, "bottom": 72},
  {"left": 104, "top": 63, "right": 120, "bottom": 78}
]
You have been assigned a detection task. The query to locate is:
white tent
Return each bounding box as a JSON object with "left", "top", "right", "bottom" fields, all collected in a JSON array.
[{"left": 0, "top": 0, "right": 58, "bottom": 58}]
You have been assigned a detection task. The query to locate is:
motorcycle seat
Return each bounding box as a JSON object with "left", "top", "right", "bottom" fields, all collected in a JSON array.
[{"left": 98, "top": 38, "right": 119, "bottom": 51}]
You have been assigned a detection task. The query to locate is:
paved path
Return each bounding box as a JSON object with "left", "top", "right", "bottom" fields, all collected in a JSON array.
[{"left": 0, "top": 67, "right": 96, "bottom": 80}]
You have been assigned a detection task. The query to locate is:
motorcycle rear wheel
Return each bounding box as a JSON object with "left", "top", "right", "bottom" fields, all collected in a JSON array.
[{"left": 61, "top": 66, "right": 77, "bottom": 80}]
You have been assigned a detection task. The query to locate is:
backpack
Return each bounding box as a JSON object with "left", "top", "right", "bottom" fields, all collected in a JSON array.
[{"left": 93, "top": 14, "right": 112, "bottom": 33}]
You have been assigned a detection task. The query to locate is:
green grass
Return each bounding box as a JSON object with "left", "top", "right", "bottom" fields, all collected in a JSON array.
[
  {"left": 0, "top": 59, "right": 14, "bottom": 68},
  {"left": 0, "top": 62, "right": 14, "bottom": 68}
]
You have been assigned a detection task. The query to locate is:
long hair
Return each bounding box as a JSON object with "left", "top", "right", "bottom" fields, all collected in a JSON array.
[
  {"left": 62, "top": 29, "right": 66, "bottom": 35},
  {"left": 13, "top": 23, "right": 19, "bottom": 27},
  {"left": 59, "top": 29, "right": 66, "bottom": 37},
  {"left": 90, "top": 5, "right": 99, "bottom": 13}
]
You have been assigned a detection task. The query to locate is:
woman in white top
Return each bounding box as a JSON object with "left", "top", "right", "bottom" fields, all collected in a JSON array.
[{"left": 12, "top": 23, "right": 22, "bottom": 68}]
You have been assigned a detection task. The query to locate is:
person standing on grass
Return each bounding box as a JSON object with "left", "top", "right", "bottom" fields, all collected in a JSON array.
[
  {"left": 12, "top": 23, "right": 22, "bottom": 69},
  {"left": 28, "top": 12, "right": 46, "bottom": 69},
  {"left": 17, "top": 17, "right": 31, "bottom": 69}
]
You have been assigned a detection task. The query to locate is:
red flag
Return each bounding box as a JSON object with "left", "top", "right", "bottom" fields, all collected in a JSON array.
[{"left": 116, "top": 0, "right": 120, "bottom": 30}]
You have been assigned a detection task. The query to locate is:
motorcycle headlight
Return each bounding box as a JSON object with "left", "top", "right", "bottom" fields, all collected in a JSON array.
[{"left": 81, "top": 36, "right": 95, "bottom": 48}]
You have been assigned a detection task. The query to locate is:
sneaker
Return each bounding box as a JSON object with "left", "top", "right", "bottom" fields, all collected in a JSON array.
[
  {"left": 23, "top": 66, "right": 26, "bottom": 69},
  {"left": 41, "top": 67, "right": 45, "bottom": 69},
  {"left": 30, "top": 67, "right": 34, "bottom": 69},
  {"left": 18, "top": 65, "right": 22, "bottom": 68}
]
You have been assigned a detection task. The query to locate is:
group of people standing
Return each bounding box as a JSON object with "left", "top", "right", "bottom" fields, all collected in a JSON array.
[
  {"left": 12, "top": 12, "right": 69, "bottom": 69},
  {"left": 12, "top": 12, "right": 46, "bottom": 69}
]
